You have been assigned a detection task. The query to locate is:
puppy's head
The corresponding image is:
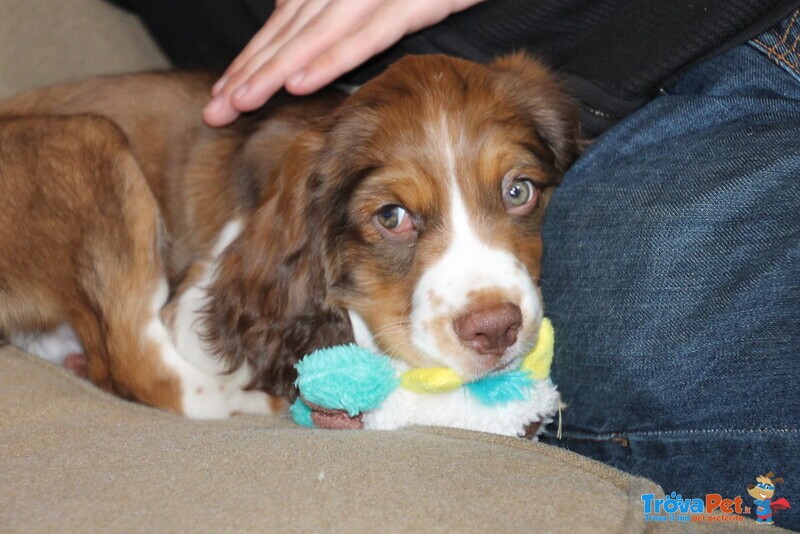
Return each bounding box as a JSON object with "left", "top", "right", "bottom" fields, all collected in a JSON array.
[
  {"left": 207, "top": 54, "right": 580, "bottom": 396},
  {"left": 326, "top": 53, "right": 580, "bottom": 379}
]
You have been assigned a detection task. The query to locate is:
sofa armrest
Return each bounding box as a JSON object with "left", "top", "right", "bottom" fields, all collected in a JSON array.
[{"left": 0, "top": 0, "right": 168, "bottom": 99}]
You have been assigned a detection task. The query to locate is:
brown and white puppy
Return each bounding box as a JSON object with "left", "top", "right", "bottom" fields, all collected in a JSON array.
[{"left": 0, "top": 54, "right": 579, "bottom": 418}]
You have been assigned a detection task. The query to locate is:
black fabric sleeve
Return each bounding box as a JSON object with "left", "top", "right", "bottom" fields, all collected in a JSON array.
[{"left": 110, "top": 0, "right": 800, "bottom": 136}]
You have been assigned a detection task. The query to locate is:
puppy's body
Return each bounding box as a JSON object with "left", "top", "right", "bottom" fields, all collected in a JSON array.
[
  {"left": 0, "top": 56, "right": 579, "bottom": 421},
  {"left": 0, "top": 73, "right": 335, "bottom": 416},
  {"left": 0, "top": 72, "right": 343, "bottom": 281}
]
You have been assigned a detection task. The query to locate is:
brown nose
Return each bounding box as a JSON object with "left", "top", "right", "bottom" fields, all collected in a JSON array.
[{"left": 453, "top": 303, "right": 522, "bottom": 357}]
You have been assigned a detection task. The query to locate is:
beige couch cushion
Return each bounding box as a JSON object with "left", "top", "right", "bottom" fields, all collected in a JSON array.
[
  {"left": 0, "top": 0, "right": 168, "bottom": 100},
  {"left": 0, "top": 346, "right": 781, "bottom": 533},
  {"left": 0, "top": 346, "right": 649, "bottom": 532}
]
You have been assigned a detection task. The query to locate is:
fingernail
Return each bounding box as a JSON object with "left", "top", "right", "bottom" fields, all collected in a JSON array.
[
  {"left": 211, "top": 75, "right": 228, "bottom": 96},
  {"left": 287, "top": 71, "right": 306, "bottom": 86},
  {"left": 232, "top": 84, "right": 250, "bottom": 100},
  {"left": 203, "top": 95, "right": 223, "bottom": 114}
]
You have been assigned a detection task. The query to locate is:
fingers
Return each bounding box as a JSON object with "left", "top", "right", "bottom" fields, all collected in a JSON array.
[
  {"left": 233, "top": 2, "right": 356, "bottom": 97},
  {"left": 205, "top": 0, "right": 371, "bottom": 126},
  {"left": 227, "top": 2, "right": 380, "bottom": 110},
  {"left": 205, "top": 0, "right": 334, "bottom": 125},
  {"left": 212, "top": 0, "right": 309, "bottom": 96},
  {"left": 286, "top": 0, "right": 479, "bottom": 95},
  {"left": 203, "top": 0, "right": 488, "bottom": 128},
  {"left": 284, "top": 2, "right": 411, "bottom": 95}
]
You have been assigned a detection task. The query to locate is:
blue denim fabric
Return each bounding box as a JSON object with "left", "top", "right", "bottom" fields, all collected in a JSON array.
[
  {"left": 539, "top": 16, "right": 800, "bottom": 531},
  {"left": 750, "top": 10, "right": 800, "bottom": 86}
]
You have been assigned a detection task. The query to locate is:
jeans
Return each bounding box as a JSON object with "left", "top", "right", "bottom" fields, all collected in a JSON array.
[{"left": 540, "top": 14, "right": 800, "bottom": 531}]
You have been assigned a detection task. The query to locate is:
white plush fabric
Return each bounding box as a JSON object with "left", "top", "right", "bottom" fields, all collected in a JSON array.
[{"left": 364, "top": 377, "right": 559, "bottom": 437}]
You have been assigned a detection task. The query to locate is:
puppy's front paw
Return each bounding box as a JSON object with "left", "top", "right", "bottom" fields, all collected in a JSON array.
[
  {"left": 64, "top": 352, "right": 89, "bottom": 379},
  {"left": 521, "top": 421, "right": 541, "bottom": 439},
  {"left": 305, "top": 399, "right": 364, "bottom": 430}
]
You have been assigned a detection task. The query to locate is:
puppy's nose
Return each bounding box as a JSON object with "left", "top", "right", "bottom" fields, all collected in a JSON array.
[{"left": 453, "top": 303, "right": 522, "bottom": 357}]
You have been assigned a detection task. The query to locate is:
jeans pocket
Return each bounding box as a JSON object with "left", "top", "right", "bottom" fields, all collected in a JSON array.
[{"left": 750, "top": 9, "right": 800, "bottom": 85}]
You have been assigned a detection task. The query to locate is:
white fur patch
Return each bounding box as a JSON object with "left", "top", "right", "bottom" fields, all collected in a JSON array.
[
  {"left": 153, "top": 220, "right": 277, "bottom": 418},
  {"left": 10, "top": 323, "right": 83, "bottom": 365},
  {"left": 409, "top": 115, "right": 542, "bottom": 376},
  {"left": 147, "top": 273, "right": 273, "bottom": 419},
  {"left": 172, "top": 220, "right": 242, "bottom": 375},
  {"left": 348, "top": 310, "right": 379, "bottom": 353}
]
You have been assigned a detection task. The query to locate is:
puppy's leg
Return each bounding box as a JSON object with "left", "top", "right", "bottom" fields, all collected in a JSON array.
[
  {"left": 162, "top": 222, "right": 289, "bottom": 417},
  {"left": 0, "top": 115, "right": 281, "bottom": 417},
  {"left": 98, "top": 150, "right": 282, "bottom": 417},
  {"left": 0, "top": 115, "right": 180, "bottom": 409},
  {"left": 9, "top": 323, "right": 88, "bottom": 378},
  {"left": 9, "top": 323, "right": 84, "bottom": 367}
]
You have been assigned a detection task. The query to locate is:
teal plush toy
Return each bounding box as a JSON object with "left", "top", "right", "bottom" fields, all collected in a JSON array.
[{"left": 290, "top": 318, "right": 560, "bottom": 438}]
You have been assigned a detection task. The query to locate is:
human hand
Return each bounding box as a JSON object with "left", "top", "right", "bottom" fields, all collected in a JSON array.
[{"left": 203, "top": 0, "right": 487, "bottom": 127}]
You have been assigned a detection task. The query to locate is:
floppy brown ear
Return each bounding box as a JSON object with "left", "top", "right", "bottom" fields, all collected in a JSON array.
[
  {"left": 773, "top": 477, "right": 784, "bottom": 485},
  {"left": 491, "top": 53, "right": 582, "bottom": 175},
  {"left": 203, "top": 131, "right": 354, "bottom": 399}
]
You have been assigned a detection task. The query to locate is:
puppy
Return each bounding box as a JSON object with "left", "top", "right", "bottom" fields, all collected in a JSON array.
[{"left": 0, "top": 54, "right": 579, "bottom": 418}]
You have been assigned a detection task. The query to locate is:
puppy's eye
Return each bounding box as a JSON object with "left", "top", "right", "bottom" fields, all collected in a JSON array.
[
  {"left": 376, "top": 205, "right": 408, "bottom": 229},
  {"left": 505, "top": 179, "right": 535, "bottom": 206},
  {"left": 373, "top": 205, "right": 417, "bottom": 242},
  {"left": 503, "top": 178, "right": 539, "bottom": 215}
]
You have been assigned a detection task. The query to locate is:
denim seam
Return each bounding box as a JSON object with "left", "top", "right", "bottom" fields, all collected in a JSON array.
[
  {"left": 619, "top": 428, "right": 798, "bottom": 437},
  {"left": 547, "top": 428, "right": 799, "bottom": 440},
  {"left": 750, "top": 9, "right": 800, "bottom": 80},
  {"left": 752, "top": 37, "right": 800, "bottom": 76}
]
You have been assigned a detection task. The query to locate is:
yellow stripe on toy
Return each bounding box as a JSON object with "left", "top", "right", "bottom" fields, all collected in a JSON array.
[
  {"left": 521, "top": 317, "right": 554, "bottom": 380},
  {"left": 398, "top": 317, "right": 555, "bottom": 394},
  {"left": 400, "top": 367, "right": 463, "bottom": 394}
]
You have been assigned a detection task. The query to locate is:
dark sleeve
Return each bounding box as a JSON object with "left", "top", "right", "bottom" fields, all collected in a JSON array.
[
  {"left": 111, "top": 0, "right": 800, "bottom": 136},
  {"left": 106, "top": 0, "right": 275, "bottom": 70}
]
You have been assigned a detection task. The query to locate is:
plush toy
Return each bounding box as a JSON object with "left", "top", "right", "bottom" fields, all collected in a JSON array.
[{"left": 290, "top": 318, "right": 559, "bottom": 438}]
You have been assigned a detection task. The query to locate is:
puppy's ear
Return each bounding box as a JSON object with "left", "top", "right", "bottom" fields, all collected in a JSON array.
[
  {"left": 491, "top": 53, "right": 582, "bottom": 174},
  {"left": 203, "top": 131, "right": 354, "bottom": 399}
]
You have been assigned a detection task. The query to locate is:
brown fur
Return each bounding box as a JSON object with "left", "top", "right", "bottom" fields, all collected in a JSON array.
[
  {"left": 0, "top": 53, "right": 580, "bottom": 413},
  {"left": 0, "top": 115, "right": 181, "bottom": 409}
]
